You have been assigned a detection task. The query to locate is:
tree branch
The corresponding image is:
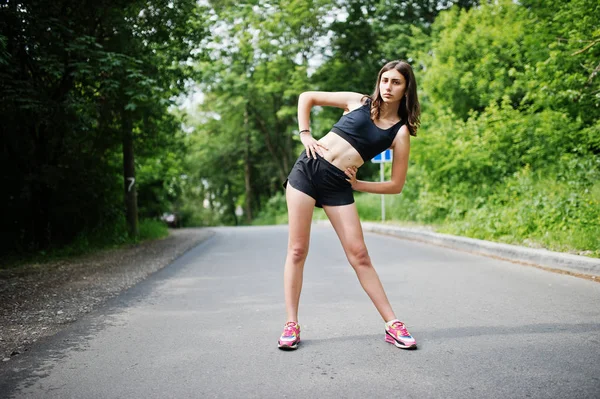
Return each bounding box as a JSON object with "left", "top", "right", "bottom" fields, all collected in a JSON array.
[{"left": 571, "top": 38, "right": 600, "bottom": 56}]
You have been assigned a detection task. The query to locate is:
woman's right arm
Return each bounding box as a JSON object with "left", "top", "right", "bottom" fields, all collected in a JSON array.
[{"left": 297, "top": 91, "right": 364, "bottom": 159}]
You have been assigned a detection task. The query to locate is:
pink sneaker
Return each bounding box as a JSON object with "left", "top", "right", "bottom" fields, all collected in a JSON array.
[
  {"left": 278, "top": 321, "right": 301, "bottom": 350},
  {"left": 385, "top": 320, "right": 417, "bottom": 349}
]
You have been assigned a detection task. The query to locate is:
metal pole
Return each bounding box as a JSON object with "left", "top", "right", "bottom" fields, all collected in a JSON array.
[{"left": 380, "top": 162, "right": 385, "bottom": 222}]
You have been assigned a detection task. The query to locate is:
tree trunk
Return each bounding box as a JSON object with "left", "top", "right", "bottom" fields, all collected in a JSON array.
[
  {"left": 247, "top": 103, "right": 288, "bottom": 182},
  {"left": 243, "top": 104, "right": 253, "bottom": 223},
  {"left": 122, "top": 114, "right": 138, "bottom": 238}
]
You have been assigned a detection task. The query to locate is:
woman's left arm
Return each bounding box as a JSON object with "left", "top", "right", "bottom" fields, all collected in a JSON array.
[{"left": 346, "top": 126, "right": 410, "bottom": 194}]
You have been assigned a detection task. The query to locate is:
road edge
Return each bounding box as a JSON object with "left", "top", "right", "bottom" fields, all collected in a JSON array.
[
  {"left": 317, "top": 220, "right": 600, "bottom": 280},
  {"left": 364, "top": 222, "right": 600, "bottom": 280}
]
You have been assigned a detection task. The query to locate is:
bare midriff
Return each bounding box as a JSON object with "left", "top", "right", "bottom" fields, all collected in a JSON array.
[{"left": 317, "top": 132, "right": 364, "bottom": 171}]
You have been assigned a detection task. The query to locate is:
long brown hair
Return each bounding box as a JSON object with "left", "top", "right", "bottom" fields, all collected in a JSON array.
[{"left": 369, "top": 60, "right": 420, "bottom": 136}]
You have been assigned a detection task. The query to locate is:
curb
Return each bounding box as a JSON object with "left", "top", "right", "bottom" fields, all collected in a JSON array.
[{"left": 353, "top": 222, "right": 600, "bottom": 278}]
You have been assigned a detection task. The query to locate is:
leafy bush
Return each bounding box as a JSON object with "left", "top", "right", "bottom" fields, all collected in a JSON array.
[
  {"left": 355, "top": 155, "right": 600, "bottom": 257},
  {"left": 138, "top": 219, "right": 169, "bottom": 241},
  {"left": 1, "top": 218, "right": 170, "bottom": 269},
  {"left": 252, "top": 192, "right": 289, "bottom": 225},
  {"left": 441, "top": 158, "right": 600, "bottom": 256}
]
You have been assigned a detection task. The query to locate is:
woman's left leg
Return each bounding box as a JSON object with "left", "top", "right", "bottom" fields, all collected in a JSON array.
[{"left": 322, "top": 203, "right": 396, "bottom": 322}]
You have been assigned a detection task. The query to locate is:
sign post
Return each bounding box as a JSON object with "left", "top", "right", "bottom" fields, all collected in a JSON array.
[{"left": 371, "top": 149, "right": 392, "bottom": 222}]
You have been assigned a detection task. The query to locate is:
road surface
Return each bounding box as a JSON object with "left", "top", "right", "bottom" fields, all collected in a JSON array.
[{"left": 2, "top": 225, "right": 599, "bottom": 398}]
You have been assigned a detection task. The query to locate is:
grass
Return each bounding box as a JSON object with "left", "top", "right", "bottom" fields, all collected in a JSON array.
[
  {"left": 253, "top": 188, "right": 599, "bottom": 259},
  {"left": 1, "top": 219, "right": 170, "bottom": 271},
  {"left": 138, "top": 219, "right": 170, "bottom": 241},
  {"left": 354, "top": 189, "right": 600, "bottom": 258}
]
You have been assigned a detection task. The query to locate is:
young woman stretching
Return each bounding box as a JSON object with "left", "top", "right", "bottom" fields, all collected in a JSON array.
[{"left": 278, "top": 60, "right": 421, "bottom": 351}]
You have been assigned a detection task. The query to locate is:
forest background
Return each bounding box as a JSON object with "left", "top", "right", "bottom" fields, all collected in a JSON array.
[{"left": 1, "top": 0, "right": 598, "bottom": 264}]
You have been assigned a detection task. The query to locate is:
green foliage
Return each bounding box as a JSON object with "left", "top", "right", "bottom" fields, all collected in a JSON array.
[
  {"left": 252, "top": 192, "right": 289, "bottom": 225},
  {"left": 63, "top": 216, "right": 131, "bottom": 257},
  {"left": 342, "top": 0, "right": 593, "bottom": 255},
  {"left": 424, "top": 0, "right": 600, "bottom": 125},
  {"left": 355, "top": 161, "right": 600, "bottom": 257},
  {"left": 0, "top": 0, "right": 207, "bottom": 255},
  {"left": 3, "top": 0, "right": 596, "bottom": 259},
  {"left": 138, "top": 219, "right": 169, "bottom": 241},
  {"left": 440, "top": 160, "right": 600, "bottom": 257},
  {"left": 180, "top": 0, "right": 332, "bottom": 226},
  {"left": 424, "top": 2, "right": 528, "bottom": 118},
  {"left": 345, "top": 0, "right": 600, "bottom": 256},
  {"left": 1, "top": 218, "right": 169, "bottom": 270},
  {"left": 137, "top": 130, "right": 189, "bottom": 219},
  {"left": 520, "top": 0, "right": 600, "bottom": 127},
  {"left": 411, "top": 103, "right": 587, "bottom": 199}
]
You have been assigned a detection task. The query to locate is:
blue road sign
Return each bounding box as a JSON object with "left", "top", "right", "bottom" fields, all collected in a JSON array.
[{"left": 372, "top": 149, "right": 392, "bottom": 163}]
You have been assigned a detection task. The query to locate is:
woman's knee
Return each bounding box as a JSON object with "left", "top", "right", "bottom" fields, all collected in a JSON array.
[
  {"left": 346, "top": 244, "right": 371, "bottom": 268},
  {"left": 287, "top": 243, "right": 309, "bottom": 264}
]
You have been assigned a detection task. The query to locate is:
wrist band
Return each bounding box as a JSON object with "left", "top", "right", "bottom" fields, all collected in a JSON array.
[{"left": 299, "top": 129, "right": 310, "bottom": 134}]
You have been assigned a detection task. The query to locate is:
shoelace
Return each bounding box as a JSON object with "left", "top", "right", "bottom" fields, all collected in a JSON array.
[
  {"left": 283, "top": 322, "right": 298, "bottom": 335},
  {"left": 390, "top": 321, "right": 409, "bottom": 336}
]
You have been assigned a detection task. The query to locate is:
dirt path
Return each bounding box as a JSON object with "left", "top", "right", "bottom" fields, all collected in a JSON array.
[{"left": 0, "top": 228, "right": 214, "bottom": 366}]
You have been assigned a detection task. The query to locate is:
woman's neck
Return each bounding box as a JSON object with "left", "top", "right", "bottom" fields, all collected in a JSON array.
[{"left": 379, "top": 101, "right": 400, "bottom": 120}]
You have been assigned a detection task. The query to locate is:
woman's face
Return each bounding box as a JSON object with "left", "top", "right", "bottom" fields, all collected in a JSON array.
[{"left": 379, "top": 69, "right": 407, "bottom": 104}]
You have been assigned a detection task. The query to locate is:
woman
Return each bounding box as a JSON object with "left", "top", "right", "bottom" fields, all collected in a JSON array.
[{"left": 278, "top": 60, "right": 420, "bottom": 351}]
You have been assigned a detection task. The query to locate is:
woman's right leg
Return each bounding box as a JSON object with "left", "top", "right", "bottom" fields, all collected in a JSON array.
[{"left": 284, "top": 183, "right": 316, "bottom": 322}]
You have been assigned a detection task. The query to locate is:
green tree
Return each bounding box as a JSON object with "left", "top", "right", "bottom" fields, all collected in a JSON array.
[
  {"left": 0, "top": 0, "right": 208, "bottom": 255},
  {"left": 183, "top": 0, "right": 330, "bottom": 224},
  {"left": 392, "top": 0, "right": 600, "bottom": 253}
]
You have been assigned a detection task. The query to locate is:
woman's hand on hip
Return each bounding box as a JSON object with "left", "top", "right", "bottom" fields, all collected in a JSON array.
[
  {"left": 345, "top": 166, "right": 358, "bottom": 187},
  {"left": 300, "top": 133, "right": 328, "bottom": 159}
]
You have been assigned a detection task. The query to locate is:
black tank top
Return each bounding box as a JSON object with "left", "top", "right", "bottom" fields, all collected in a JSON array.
[{"left": 330, "top": 98, "right": 403, "bottom": 161}]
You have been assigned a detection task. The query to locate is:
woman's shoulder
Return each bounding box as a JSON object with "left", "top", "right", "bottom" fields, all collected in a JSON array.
[
  {"left": 394, "top": 123, "right": 413, "bottom": 140},
  {"left": 345, "top": 95, "right": 371, "bottom": 113},
  {"left": 343, "top": 94, "right": 371, "bottom": 114}
]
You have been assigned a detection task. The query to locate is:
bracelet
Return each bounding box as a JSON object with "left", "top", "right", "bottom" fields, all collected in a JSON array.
[{"left": 299, "top": 129, "right": 311, "bottom": 135}]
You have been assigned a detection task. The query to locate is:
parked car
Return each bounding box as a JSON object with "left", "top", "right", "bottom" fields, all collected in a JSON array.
[{"left": 160, "top": 212, "right": 179, "bottom": 228}]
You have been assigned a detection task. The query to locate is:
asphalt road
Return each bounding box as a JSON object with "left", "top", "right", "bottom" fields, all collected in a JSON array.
[{"left": 2, "top": 225, "right": 600, "bottom": 399}]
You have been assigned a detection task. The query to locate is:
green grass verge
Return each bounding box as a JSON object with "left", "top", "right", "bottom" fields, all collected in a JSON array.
[
  {"left": 137, "top": 219, "right": 170, "bottom": 241},
  {"left": 252, "top": 183, "right": 599, "bottom": 259},
  {"left": 1, "top": 219, "right": 170, "bottom": 270}
]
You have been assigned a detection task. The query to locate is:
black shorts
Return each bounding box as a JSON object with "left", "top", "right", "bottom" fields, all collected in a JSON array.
[{"left": 283, "top": 150, "right": 354, "bottom": 208}]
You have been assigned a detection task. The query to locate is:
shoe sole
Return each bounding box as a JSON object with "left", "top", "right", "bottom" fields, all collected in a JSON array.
[
  {"left": 385, "top": 333, "right": 417, "bottom": 350},
  {"left": 278, "top": 341, "right": 299, "bottom": 350}
]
